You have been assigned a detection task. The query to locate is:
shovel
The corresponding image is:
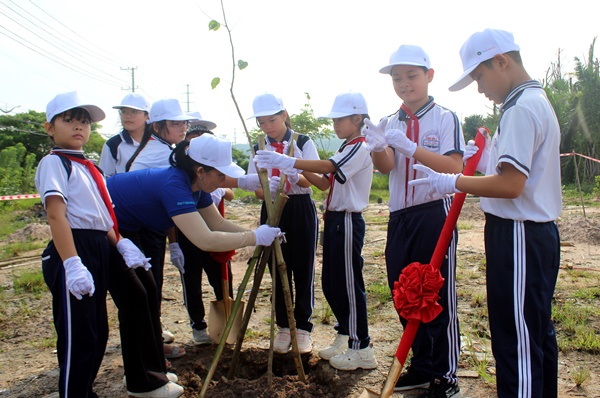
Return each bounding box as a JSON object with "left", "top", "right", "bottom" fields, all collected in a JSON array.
[
  {"left": 360, "top": 130, "right": 485, "bottom": 398},
  {"left": 209, "top": 258, "right": 245, "bottom": 344}
]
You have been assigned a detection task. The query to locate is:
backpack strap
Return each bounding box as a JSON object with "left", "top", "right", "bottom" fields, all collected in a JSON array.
[{"left": 52, "top": 153, "right": 72, "bottom": 179}]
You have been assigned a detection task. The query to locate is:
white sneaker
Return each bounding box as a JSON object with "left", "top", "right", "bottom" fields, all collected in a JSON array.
[
  {"left": 162, "top": 330, "right": 175, "bottom": 344},
  {"left": 192, "top": 328, "right": 211, "bottom": 345},
  {"left": 124, "top": 373, "right": 178, "bottom": 387},
  {"left": 329, "top": 345, "right": 378, "bottom": 371},
  {"left": 127, "top": 381, "right": 184, "bottom": 398},
  {"left": 296, "top": 329, "right": 312, "bottom": 354},
  {"left": 273, "top": 327, "right": 291, "bottom": 353},
  {"left": 318, "top": 334, "right": 349, "bottom": 360}
]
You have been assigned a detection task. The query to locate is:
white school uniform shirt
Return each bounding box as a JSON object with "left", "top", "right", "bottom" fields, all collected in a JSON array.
[
  {"left": 384, "top": 97, "right": 465, "bottom": 212},
  {"left": 128, "top": 135, "right": 173, "bottom": 171},
  {"left": 247, "top": 129, "right": 319, "bottom": 196},
  {"left": 480, "top": 81, "right": 562, "bottom": 222},
  {"left": 35, "top": 152, "right": 113, "bottom": 231},
  {"left": 327, "top": 137, "right": 373, "bottom": 213},
  {"left": 98, "top": 129, "right": 140, "bottom": 176}
]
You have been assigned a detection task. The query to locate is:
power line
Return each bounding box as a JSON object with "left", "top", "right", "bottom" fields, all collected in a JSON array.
[
  {"left": 6, "top": 0, "right": 124, "bottom": 70},
  {"left": 0, "top": 27, "right": 123, "bottom": 86},
  {"left": 0, "top": 3, "right": 127, "bottom": 86},
  {"left": 28, "top": 0, "right": 128, "bottom": 67}
]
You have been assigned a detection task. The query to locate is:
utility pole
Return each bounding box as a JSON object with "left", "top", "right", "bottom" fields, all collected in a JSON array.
[
  {"left": 121, "top": 66, "right": 138, "bottom": 92},
  {"left": 184, "top": 84, "right": 193, "bottom": 111}
]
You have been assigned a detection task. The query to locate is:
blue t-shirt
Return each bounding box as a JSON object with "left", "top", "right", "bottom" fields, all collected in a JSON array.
[{"left": 107, "top": 167, "right": 212, "bottom": 231}]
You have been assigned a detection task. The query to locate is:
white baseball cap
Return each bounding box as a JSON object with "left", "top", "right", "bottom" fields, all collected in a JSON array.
[
  {"left": 148, "top": 98, "right": 196, "bottom": 124},
  {"left": 113, "top": 93, "right": 151, "bottom": 112},
  {"left": 46, "top": 91, "right": 105, "bottom": 123},
  {"left": 449, "top": 29, "right": 520, "bottom": 92},
  {"left": 322, "top": 92, "right": 369, "bottom": 118},
  {"left": 187, "top": 134, "right": 244, "bottom": 178},
  {"left": 187, "top": 111, "right": 217, "bottom": 131},
  {"left": 379, "top": 45, "right": 431, "bottom": 74},
  {"left": 248, "top": 93, "right": 285, "bottom": 119}
]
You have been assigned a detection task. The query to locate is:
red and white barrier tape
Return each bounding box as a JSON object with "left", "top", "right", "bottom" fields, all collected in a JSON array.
[{"left": 0, "top": 194, "right": 40, "bottom": 201}]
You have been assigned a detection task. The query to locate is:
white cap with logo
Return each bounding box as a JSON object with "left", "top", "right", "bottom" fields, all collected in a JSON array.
[
  {"left": 148, "top": 98, "right": 196, "bottom": 124},
  {"left": 46, "top": 91, "right": 105, "bottom": 123},
  {"left": 187, "top": 134, "right": 244, "bottom": 178},
  {"left": 113, "top": 93, "right": 151, "bottom": 112},
  {"left": 248, "top": 93, "right": 285, "bottom": 119},
  {"left": 449, "top": 29, "right": 520, "bottom": 92},
  {"left": 323, "top": 92, "right": 369, "bottom": 118},
  {"left": 379, "top": 45, "right": 431, "bottom": 74}
]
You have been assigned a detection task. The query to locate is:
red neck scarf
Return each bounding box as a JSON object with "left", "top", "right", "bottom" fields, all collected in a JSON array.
[{"left": 401, "top": 104, "right": 419, "bottom": 206}]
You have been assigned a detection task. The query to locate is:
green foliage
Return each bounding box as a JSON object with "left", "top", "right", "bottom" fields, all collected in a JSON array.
[
  {"left": 0, "top": 110, "right": 51, "bottom": 162},
  {"left": 462, "top": 113, "right": 499, "bottom": 142},
  {"left": 231, "top": 146, "right": 249, "bottom": 171},
  {"left": 290, "top": 93, "right": 335, "bottom": 158},
  {"left": 0, "top": 143, "right": 37, "bottom": 195}
]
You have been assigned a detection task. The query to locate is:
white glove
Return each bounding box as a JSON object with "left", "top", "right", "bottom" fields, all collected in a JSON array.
[
  {"left": 284, "top": 141, "right": 303, "bottom": 159},
  {"left": 282, "top": 168, "right": 300, "bottom": 185},
  {"left": 210, "top": 188, "right": 226, "bottom": 207},
  {"left": 362, "top": 118, "right": 388, "bottom": 152},
  {"left": 63, "top": 256, "right": 95, "bottom": 300},
  {"left": 237, "top": 174, "right": 262, "bottom": 191},
  {"left": 253, "top": 224, "right": 282, "bottom": 246},
  {"left": 168, "top": 242, "right": 185, "bottom": 274},
  {"left": 385, "top": 129, "right": 417, "bottom": 157},
  {"left": 463, "top": 127, "right": 491, "bottom": 174},
  {"left": 116, "top": 238, "right": 152, "bottom": 271},
  {"left": 269, "top": 176, "right": 280, "bottom": 201},
  {"left": 254, "top": 149, "right": 297, "bottom": 170},
  {"left": 408, "top": 164, "right": 462, "bottom": 197}
]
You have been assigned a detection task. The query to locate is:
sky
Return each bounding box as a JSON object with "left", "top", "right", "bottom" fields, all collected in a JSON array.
[{"left": 1, "top": 0, "right": 599, "bottom": 146}]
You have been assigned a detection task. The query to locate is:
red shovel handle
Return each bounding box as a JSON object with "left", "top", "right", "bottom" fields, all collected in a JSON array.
[{"left": 429, "top": 130, "right": 485, "bottom": 270}]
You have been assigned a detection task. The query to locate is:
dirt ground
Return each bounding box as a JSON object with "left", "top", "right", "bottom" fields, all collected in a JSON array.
[{"left": 1, "top": 199, "right": 599, "bottom": 398}]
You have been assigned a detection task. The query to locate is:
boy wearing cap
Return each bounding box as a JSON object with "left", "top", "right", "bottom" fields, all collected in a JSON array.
[
  {"left": 99, "top": 92, "right": 153, "bottom": 176},
  {"left": 255, "top": 92, "right": 376, "bottom": 370},
  {"left": 411, "top": 29, "right": 561, "bottom": 398},
  {"left": 36, "top": 91, "right": 154, "bottom": 397},
  {"left": 362, "top": 45, "right": 465, "bottom": 397}
]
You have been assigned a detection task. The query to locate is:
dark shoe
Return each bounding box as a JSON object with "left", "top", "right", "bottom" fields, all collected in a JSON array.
[
  {"left": 393, "top": 365, "right": 430, "bottom": 392},
  {"left": 417, "top": 377, "right": 462, "bottom": 398}
]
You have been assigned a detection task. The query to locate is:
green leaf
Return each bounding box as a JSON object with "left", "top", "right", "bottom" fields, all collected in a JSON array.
[
  {"left": 208, "top": 20, "right": 220, "bottom": 31},
  {"left": 211, "top": 77, "right": 221, "bottom": 90},
  {"left": 237, "top": 60, "right": 248, "bottom": 70}
]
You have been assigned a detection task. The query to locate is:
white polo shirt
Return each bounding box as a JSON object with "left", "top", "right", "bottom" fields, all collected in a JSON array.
[
  {"left": 384, "top": 97, "right": 465, "bottom": 212},
  {"left": 327, "top": 137, "right": 373, "bottom": 213},
  {"left": 248, "top": 129, "right": 319, "bottom": 196},
  {"left": 480, "top": 81, "right": 562, "bottom": 222},
  {"left": 35, "top": 153, "right": 113, "bottom": 231},
  {"left": 98, "top": 129, "right": 140, "bottom": 176},
  {"left": 128, "top": 135, "right": 173, "bottom": 171}
]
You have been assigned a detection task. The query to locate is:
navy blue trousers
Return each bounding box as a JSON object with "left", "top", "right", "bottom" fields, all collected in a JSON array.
[
  {"left": 322, "top": 211, "right": 370, "bottom": 349},
  {"left": 384, "top": 198, "right": 460, "bottom": 385},
  {"left": 260, "top": 194, "right": 318, "bottom": 332},
  {"left": 485, "top": 213, "right": 560, "bottom": 398},
  {"left": 42, "top": 229, "right": 109, "bottom": 398}
]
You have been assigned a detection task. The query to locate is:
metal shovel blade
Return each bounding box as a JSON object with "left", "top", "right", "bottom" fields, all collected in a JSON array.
[{"left": 208, "top": 298, "right": 245, "bottom": 344}]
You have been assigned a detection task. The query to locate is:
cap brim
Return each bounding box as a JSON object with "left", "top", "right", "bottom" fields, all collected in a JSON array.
[
  {"left": 379, "top": 62, "right": 427, "bottom": 74},
  {"left": 323, "top": 111, "right": 354, "bottom": 118},
  {"left": 448, "top": 64, "right": 480, "bottom": 92},
  {"left": 189, "top": 120, "right": 217, "bottom": 130},
  {"left": 80, "top": 105, "right": 106, "bottom": 122},
  {"left": 216, "top": 163, "right": 245, "bottom": 178},
  {"left": 246, "top": 110, "right": 281, "bottom": 120},
  {"left": 112, "top": 105, "right": 148, "bottom": 111}
]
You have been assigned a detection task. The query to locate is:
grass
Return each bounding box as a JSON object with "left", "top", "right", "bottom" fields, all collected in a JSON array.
[
  {"left": 553, "top": 301, "right": 600, "bottom": 353},
  {"left": 317, "top": 299, "right": 334, "bottom": 325},
  {"left": 571, "top": 365, "right": 591, "bottom": 387},
  {"left": 366, "top": 281, "right": 391, "bottom": 305},
  {"left": 13, "top": 270, "right": 46, "bottom": 295}
]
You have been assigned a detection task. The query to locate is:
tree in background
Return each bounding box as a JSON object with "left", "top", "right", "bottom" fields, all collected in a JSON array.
[
  {"left": 290, "top": 93, "right": 335, "bottom": 159},
  {"left": 0, "top": 111, "right": 105, "bottom": 194}
]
